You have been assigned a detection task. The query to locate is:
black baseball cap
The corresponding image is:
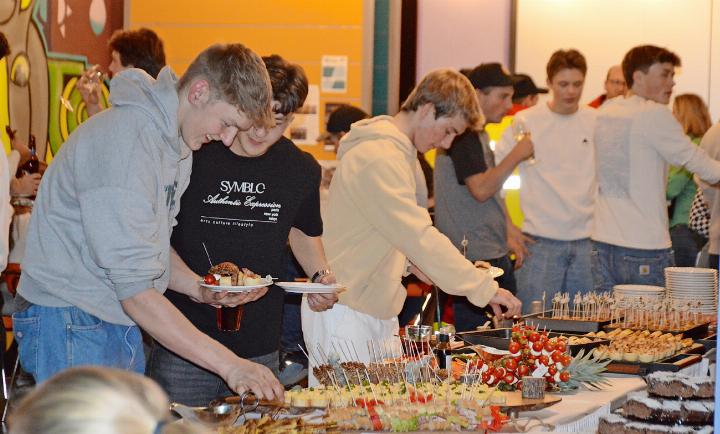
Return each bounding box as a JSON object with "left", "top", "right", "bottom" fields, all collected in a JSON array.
[
  {"left": 467, "top": 63, "right": 513, "bottom": 90},
  {"left": 326, "top": 105, "right": 369, "bottom": 134},
  {"left": 512, "top": 74, "right": 548, "bottom": 98}
]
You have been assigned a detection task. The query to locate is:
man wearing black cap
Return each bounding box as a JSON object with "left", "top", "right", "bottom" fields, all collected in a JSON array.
[
  {"left": 434, "top": 63, "right": 534, "bottom": 332},
  {"left": 320, "top": 105, "right": 369, "bottom": 153},
  {"left": 508, "top": 74, "right": 548, "bottom": 116}
]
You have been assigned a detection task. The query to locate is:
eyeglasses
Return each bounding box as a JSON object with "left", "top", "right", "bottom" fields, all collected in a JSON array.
[{"left": 607, "top": 79, "right": 626, "bottom": 87}]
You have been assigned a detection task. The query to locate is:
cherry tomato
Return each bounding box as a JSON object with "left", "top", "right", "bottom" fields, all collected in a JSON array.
[
  {"left": 562, "top": 354, "right": 573, "bottom": 367},
  {"left": 532, "top": 341, "right": 544, "bottom": 352},
  {"left": 518, "top": 364, "right": 530, "bottom": 377},
  {"left": 204, "top": 274, "right": 218, "bottom": 285},
  {"left": 551, "top": 351, "right": 564, "bottom": 363},
  {"left": 548, "top": 365, "right": 557, "bottom": 376},
  {"left": 538, "top": 355, "right": 550, "bottom": 366},
  {"left": 560, "top": 371, "right": 570, "bottom": 382},
  {"left": 543, "top": 340, "right": 556, "bottom": 353},
  {"left": 503, "top": 373, "right": 516, "bottom": 385},
  {"left": 504, "top": 358, "right": 518, "bottom": 372},
  {"left": 509, "top": 341, "right": 521, "bottom": 354},
  {"left": 495, "top": 367, "right": 507, "bottom": 379},
  {"left": 556, "top": 341, "right": 568, "bottom": 353},
  {"left": 528, "top": 332, "right": 540, "bottom": 343}
]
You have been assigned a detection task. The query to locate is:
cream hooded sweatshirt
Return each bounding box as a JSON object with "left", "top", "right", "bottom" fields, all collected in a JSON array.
[{"left": 323, "top": 116, "right": 499, "bottom": 320}]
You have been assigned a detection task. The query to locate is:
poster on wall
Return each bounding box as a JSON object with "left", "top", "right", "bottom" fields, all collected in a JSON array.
[
  {"left": 287, "top": 84, "right": 320, "bottom": 145},
  {"left": 321, "top": 55, "right": 348, "bottom": 93}
]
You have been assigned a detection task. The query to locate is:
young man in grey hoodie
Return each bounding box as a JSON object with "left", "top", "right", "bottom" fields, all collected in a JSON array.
[{"left": 13, "top": 43, "right": 285, "bottom": 401}]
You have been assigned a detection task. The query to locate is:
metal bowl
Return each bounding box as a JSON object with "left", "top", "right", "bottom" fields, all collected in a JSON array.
[{"left": 170, "top": 402, "right": 242, "bottom": 428}]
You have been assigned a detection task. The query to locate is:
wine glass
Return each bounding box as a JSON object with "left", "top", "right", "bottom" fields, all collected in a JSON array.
[{"left": 511, "top": 118, "right": 536, "bottom": 165}]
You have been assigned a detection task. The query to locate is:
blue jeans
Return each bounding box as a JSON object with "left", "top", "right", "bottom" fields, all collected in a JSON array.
[
  {"left": 515, "top": 236, "right": 593, "bottom": 314},
  {"left": 591, "top": 241, "right": 674, "bottom": 292},
  {"left": 453, "top": 255, "right": 516, "bottom": 332},
  {"left": 13, "top": 304, "right": 144, "bottom": 383},
  {"left": 146, "top": 343, "right": 279, "bottom": 406}
]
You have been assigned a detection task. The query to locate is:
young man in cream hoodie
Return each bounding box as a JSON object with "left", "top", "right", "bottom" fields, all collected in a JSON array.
[{"left": 302, "top": 69, "right": 521, "bottom": 384}]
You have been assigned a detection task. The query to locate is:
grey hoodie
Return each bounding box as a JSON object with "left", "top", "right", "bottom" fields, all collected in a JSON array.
[{"left": 18, "top": 67, "right": 192, "bottom": 325}]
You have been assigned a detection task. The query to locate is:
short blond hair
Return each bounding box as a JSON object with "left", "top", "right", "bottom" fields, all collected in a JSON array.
[
  {"left": 178, "top": 43, "right": 274, "bottom": 129},
  {"left": 9, "top": 367, "right": 204, "bottom": 434},
  {"left": 673, "top": 93, "right": 712, "bottom": 138},
  {"left": 401, "top": 69, "right": 483, "bottom": 129}
]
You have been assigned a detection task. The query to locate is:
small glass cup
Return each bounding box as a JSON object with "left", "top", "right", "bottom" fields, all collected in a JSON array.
[
  {"left": 403, "top": 324, "right": 432, "bottom": 355},
  {"left": 216, "top": 305, "right": 244, "bottom": 331}
]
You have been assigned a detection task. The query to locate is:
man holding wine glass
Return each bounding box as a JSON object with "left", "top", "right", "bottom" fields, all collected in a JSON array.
[
  {"left": 434, "top": 63, "right": 534, "bottom": 331},
  {"left": 496, "top": 49, "right": 597, "bottom": 313}
]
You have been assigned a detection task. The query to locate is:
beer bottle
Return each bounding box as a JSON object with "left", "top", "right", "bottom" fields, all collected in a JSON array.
[{"left": 17, "top": 135, "right": 39, "bottom": 177}]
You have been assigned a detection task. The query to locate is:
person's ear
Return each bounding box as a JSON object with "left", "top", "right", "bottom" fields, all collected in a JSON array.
[
  {"left": 632, "top": 70, "right": 644, "bottom": 89},
  {"left": 187, "top": 79, "right": 211, "bottom": 106}
]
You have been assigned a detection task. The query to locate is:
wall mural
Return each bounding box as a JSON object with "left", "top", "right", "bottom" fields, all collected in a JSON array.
[{"left": 1, "top": 0, "right": 123, "bottom": 159}]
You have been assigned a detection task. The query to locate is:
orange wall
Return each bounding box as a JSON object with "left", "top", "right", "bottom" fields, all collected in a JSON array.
[{"left": 127, "top": 1, "right": 368, "bottom": 160}]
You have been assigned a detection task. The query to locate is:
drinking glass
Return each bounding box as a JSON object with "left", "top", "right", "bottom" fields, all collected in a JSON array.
[
  {"left": 216, "top": 305, "right": 244, "bottom": 331},
  {"left": 512, "top": 118, "right": 536, "bottom": 165}
]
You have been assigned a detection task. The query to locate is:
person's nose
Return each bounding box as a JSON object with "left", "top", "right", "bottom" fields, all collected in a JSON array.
[{"left": 220, "top": 126, "right": 239, "bottom": 147}]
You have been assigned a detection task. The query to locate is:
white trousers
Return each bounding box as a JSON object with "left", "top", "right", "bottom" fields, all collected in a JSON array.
[{"left": 301, "top": 299, "right": 401, "bottom": 386}]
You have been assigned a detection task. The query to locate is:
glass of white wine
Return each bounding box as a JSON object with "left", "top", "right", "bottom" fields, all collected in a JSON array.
[{"left": 512, "top": 118, "right": 536, "bottom": 165}]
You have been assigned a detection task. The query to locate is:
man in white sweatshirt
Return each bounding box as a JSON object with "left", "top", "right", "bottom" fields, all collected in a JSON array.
[
  {"left": 592, "top": 45, "right": 720, "bottom": 291},
  {"left": 496, "top": 49, "right": 596, "bottom": 313},
  {"left": 302, "top": 69, "right": 521, "bottom": 384}
]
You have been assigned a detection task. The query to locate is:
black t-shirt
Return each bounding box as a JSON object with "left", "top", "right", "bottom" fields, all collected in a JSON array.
[
  {"left": 167, "top": 138, "right": 322, "bottom": 358},
  {"left": 447, "top": 129, "right": 490, "bottom": 185}
]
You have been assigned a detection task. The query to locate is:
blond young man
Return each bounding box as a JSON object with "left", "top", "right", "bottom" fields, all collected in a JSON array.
[
  {"left": 302, "top": 69, "right": 521, "bottom": 384},
  {"left": 14, "top": 44, "right": 285, "bottom": 400}
]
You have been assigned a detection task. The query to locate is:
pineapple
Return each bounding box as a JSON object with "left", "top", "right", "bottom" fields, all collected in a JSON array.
[{"left": 559, "top": 349, "right": 611, "bottom": 391}]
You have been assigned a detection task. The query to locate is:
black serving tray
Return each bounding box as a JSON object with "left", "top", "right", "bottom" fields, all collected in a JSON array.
[
  {"left": 602, "top": 343, "right": 706, "bottom": 375},
  {"left": 695, "top": 333, "right": 716, "bottom": 350},
  {"left": 524, "top": 314, "right": 612, "bottom": 333},
  {"left": 456, "top": 328, "right": 608, "bottom": 357}
]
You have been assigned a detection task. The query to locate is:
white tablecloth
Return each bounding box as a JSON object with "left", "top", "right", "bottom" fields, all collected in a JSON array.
[{"left": 519, "top": 376, "right": 646, "bottom": 433}]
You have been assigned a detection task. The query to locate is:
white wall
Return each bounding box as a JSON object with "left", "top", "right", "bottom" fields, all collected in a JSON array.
[
  {"left": 416, "top": 0, "right": 720, "bottom": 121},
  {"left": 416, "top": 0, "right": 512, "bottom": 82},
  {"left": 515, "top": 0, "right": 719, "bottom": 120}
]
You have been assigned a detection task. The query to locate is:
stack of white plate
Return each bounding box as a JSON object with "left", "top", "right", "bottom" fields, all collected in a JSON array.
[
  {"left": 664, "top": 267, "right": 718, "bottom": 314},
  {"left": 613, "top": 284, "right": 665, "bottom": 307}
]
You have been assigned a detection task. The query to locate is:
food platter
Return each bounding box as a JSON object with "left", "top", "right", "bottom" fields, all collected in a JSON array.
[{"left": 275, "top": 282, "right": 346, "bottom": 294}]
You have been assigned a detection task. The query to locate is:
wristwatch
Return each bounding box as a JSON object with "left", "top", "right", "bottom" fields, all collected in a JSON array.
[{"left": 311, "top": 268, "right": 333, "bottom": 283}]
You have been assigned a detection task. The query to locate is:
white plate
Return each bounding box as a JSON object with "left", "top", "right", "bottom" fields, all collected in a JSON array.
[
  {"left": 474, "top": 262, "right": 504, "bottom": 278},
  {"left": 276, "top": 282, "right": 345, "bottom": 294},
  {"left": 665, "top": 267, "right": 717, "bottom": 275},
  {"left": 199, "top": 278, "right": 272, "bottom": 293}
]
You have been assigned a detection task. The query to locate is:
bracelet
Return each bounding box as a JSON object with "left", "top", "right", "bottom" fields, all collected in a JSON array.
[{"left": 311, "top": 268, "right": 332, "bottom": 283}]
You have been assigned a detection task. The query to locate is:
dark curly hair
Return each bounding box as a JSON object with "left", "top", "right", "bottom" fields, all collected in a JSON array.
[{"left": 109, "top": 28, "right": 166, "bottom": 78}]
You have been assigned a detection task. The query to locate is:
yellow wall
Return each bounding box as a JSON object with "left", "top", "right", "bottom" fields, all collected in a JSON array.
[{"left": 127, "top": 1, "right": 368, "bottom": 160}]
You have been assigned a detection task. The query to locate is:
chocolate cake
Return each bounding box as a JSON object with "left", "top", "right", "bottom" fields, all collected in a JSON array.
[
  {"left": 623, "top": 391, "right": 714, "bottom": 425},
  {"left": 645, "top": 371, "right": 715, "bottom": 399},
  {"left": 598, "top": 413, "right": 713, "bottom": 434}
]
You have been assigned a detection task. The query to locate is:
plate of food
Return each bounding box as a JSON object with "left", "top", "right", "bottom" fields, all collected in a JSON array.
[
  {"left": 276, "top": 281, "right": 345, "bottom": 294},
  {"left": 200, "top": 262, "right": 273, "bottom": 293},
  {"left": 474, "top": 261, "right": 504, "bottom": 278}
]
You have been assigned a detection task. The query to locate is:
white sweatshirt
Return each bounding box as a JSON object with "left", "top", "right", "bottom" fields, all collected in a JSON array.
[{"left": 593, "top": 95, "right": 720, "bottom": 250}]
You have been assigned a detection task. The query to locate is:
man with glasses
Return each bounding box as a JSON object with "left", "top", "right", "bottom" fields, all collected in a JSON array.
[{"left": 589, "top": 65, "right": 627, "bottom": 108}]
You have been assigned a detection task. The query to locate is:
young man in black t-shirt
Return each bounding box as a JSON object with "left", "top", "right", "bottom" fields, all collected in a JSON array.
[{"left": 146, "top": 55, "right": 338, "bottom": 406}]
